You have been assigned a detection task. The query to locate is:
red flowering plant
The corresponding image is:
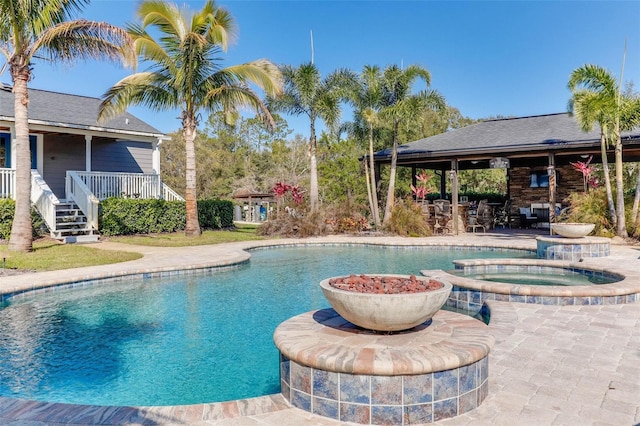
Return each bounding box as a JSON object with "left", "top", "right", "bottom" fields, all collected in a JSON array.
[
  {"left": 272, "top": 181, "right": 305, "bottom": 217},
  {"left": 570, "top": 156, "right": 598, "bottom": 192},
  {"left": 410, "top": 170, "right": 432, "bottom": 204}
]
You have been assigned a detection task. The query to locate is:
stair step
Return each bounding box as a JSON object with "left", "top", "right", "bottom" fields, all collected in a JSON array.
[
  {"left": 51, "top": 202, "right": 96, "bottom": 243},
  {"left": 60, "top": 235, "right": 99, "bottom": 244},
  {"left": 56, "top": 221, "right": 88, "bottom": 228}
]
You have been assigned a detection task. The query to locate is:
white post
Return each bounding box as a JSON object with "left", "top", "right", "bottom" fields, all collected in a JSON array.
[
  {"left": 152, "top": 138, "right": 162, "bottom": 174},
  {"left": 9, "top": 125, "right": 15, "bottom": 170},
  {"left": 85, "top": 135, "right": 92, "bottom": 172},
  {"left": 36, "top": 134, "right": 44, "bottom": 174}
]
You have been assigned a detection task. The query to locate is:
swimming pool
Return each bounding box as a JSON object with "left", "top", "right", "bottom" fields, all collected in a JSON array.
[{"left": 0, "top": 245, "right": 532, "bottom": 407}]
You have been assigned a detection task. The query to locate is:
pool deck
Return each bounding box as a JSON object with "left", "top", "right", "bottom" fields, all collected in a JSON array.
[{"left": 0, "top": 230, "right": 639, "bottom": 425}]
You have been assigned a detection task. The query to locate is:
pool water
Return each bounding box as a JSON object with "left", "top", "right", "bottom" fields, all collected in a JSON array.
[
  {"left": 0, "top": 245, "right": 531, "bottom": 406},
  {"left": 453, "top": 270, "right": 617, "bottom": 286}
]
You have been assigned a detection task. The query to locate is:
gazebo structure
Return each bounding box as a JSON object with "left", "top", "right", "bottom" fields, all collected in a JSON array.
[
  {"left": 232, "top": 191, "right": 275, "bottom": 223},
  {"left": 372, "top": 113, "right": 640, "bottom": 233}
]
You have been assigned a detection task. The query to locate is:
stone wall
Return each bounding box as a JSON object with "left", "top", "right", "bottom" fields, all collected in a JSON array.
[{"left": 509, "top": 165, "right": 583, "bottom": 212}]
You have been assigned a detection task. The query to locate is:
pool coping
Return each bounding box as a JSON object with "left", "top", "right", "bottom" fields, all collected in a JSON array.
[{"left": 0, "top": 234, "right": 638, "bottom": 424}]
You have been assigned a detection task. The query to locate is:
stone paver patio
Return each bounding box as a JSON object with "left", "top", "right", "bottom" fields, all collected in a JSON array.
[{"left": 0, "top": 230, "right": 638, "bottom": 425}]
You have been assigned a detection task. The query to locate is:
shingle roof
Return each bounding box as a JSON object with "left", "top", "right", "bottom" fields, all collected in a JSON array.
[
  {"left": 0, "top": 84, "right": 164, "bottom": 137},
  {"left": 374, "top": 113, "right": 640, "bottom": 161}
]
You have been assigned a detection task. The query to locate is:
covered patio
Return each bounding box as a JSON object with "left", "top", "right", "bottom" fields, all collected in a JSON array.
[{"left": 373, "top": 113, "right": 640, "bottom": 234}]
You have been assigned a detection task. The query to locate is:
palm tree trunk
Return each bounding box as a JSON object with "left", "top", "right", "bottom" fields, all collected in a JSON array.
[
  {"left": 364, "top": 160, "right": 374, "bottom": 224},
  {"left": 183, "top": 118, "right": 201, "bottom": 237},
  {"left": 599, "top": 131, "right": 616, "bottom": 227},
  {"left": 632, "top": 162, "right": 640, "bottom": 227},
  {"left": 614, "top": 129, "right": 627, "bottom": 237},
  {"left": 309, "top": 119, "right": 319, "bottom": 213},
  {"left": 8, "top": 73, "right": 33, "bottom": 252},
  {"left": 383, "top": 122, "right": 399, "bottom": 225},
  {"left": 368, "top": 125, "right": 380, "bottom": 227}
]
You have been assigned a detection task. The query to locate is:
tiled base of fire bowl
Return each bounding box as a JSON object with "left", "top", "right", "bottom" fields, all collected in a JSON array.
[
  {"left": 273, "top": 308, "right": 494, "bottom": 425},
  {"left": 536, "top": 235, "right": 610, "bottom": 261}
]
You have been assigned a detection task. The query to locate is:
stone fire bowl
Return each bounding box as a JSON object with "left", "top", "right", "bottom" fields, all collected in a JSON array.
[
  {"left": 551, "top": 222, "right": 595, "bottom": 238},
  {"left": 320, "top": 275, "right": 452, "bottom": 332}
]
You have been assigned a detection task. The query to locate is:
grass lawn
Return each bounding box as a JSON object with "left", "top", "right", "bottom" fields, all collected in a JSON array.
[
  {"left": 0, "top": 240, "right": 143, "bottom": 272},
  {"left": 0, "top": 227, "right": 264, "bottom": 273},
  {"left": 105, "top": 227, "right": 266, "bottom": 247}
]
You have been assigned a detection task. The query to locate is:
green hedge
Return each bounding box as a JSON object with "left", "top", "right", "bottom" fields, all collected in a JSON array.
[
  {"left": 99, "top": 198, "right": 233, "bottom": 236},
  {"left": 0, "top": 199, "right": 46, "bottom": 240},
  {"left": 198, "top": 199, "right": 233, "bottom": 229}
]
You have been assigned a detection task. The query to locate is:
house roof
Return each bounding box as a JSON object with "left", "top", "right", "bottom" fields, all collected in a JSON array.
[
  {"left": 373, "top": 113, "right": 640, "bottom": 166},
  {"left": 0, "top": 83, "right": 165, "bottom": 138}
]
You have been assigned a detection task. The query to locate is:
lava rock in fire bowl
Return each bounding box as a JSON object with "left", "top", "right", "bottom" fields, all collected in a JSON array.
[{"left": 320, "top": 274, "right": 452, "bottom": 332}]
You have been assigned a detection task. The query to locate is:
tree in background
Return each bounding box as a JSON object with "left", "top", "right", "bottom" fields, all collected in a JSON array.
[
  {"left": 346, "top": 65, "right": 385, "bottom": 228},
  {"left": 568, "top": 64, "right": 640, "bottom": 237},
  {"left": 99, "top": 0, "right": 282, "bottom": 237},
  {"left": 378, "top": 64, "right": 445, "bottom": 225},
  {"left": 0, "top": 0, "right": 134, "bottom": 252},
  {"left": 568, "top": 65, "right": 619, "bottom": 229},
  {"left": 268, "top": 63, "right": 355, "bottom": 213}
]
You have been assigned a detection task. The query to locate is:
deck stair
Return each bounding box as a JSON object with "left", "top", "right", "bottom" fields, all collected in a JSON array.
[{"left": 52, "top": 202, "right": 98, "bottom": 243}]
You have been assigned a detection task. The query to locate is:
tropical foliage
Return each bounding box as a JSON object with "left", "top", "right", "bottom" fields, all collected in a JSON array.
[
  {"left": 99, "top": 0, "right": 282, "bottom": 237},
  {"left": 568, "top": 64, "right": 640, "bottom": 237},
  {"left": 268, "top": 63, "right": 355, "bottom": 213},
  {"left": 0, "top": 0, "right": 134, "bottom": 251}
]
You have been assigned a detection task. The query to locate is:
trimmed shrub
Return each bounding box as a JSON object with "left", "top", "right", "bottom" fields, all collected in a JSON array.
[
  {"left": 0, "top": 199, "right": 46, "bottom": 240},
  {"left": 100, "top": 198, "right": 185, "bottom": 236},
  {"left": 198, "top": 199, "right": 233, "bottom": 229},
  {"left": 99, "top": 198, "right": 233, "bottom": 236}
]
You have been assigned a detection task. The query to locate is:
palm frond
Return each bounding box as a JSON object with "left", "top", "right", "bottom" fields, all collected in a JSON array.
[{"left": 33, "top": 19, "right": 135, "bottom": 67}]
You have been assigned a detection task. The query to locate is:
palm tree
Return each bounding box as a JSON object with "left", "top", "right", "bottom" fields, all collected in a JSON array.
[
  {"left": 347, "top": 65, "right": 384, "bottom": 228},
  {"left": 99, "top": 0, "right": 282, "bottom": 237},
  {"left": 568, "top": 64, "right": 640, "bottom": 237},
  {"left": 568, "top": 68, "right": 617, "bottom": 228},
  {"left": 379, "top": 64, "right": 445, "bottom": 225},
  {"left": 0, "top": 0, "right": 134, "bottom": 252},
  {"left": 269, "top": 63, "right": 354, "bottom": 213}
]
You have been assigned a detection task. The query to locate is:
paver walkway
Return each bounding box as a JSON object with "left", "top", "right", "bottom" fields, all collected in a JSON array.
[{"left": 0, "top": 231, "right": 638, "bottom": 425}]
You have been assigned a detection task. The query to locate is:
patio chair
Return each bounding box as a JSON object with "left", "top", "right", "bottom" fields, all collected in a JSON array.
[
  {"left": 476, "top": 200, "right": 493, "bottom": 230},
  {"left": 433, "top": 199, "right": 452, "bottom": 234},
  {"left": 518, "top": 207, "right": 538, "bottom": 228},
  {"left": 493, "top": 200, "right": 511, "bottom": 228}
]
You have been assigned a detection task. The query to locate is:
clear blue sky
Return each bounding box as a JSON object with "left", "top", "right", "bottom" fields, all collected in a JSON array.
[{"left": 3, "top": 0, "right": 640, "bottom": 138}]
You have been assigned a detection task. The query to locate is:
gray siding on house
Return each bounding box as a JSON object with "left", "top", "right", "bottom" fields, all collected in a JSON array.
[
  {"left": 92, "top": 139, "right": 153, "bottom": 173},
  {"left": 43, "top": 134, "right": 86, "bottom": 198}
]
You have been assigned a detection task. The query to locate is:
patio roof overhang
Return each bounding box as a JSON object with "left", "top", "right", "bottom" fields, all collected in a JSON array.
[{"left": 371, "top": 113, "right": 640, "bottom": 170}]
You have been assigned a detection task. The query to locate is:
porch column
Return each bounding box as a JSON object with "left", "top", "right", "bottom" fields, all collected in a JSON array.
[
  {"left": 450, "top": 159, "right": 459, "bottom": 235},
  {"left": 9, "top": 125, "right": 15, "bottom": 170},
  {"left": 411, "top": 166, "right": 417, "bottom": 201},
  {"left": 152, "top": 138, "right": 163, "bottom": 174},
  {"left": 85, "top": 135, "right": 92, "bottom": 172},
  {"left": 36, "top": 134, "right": 44, "bottom": 174},
  {"left": 548, "top": 153, "right": 557, "bottom": 233}
]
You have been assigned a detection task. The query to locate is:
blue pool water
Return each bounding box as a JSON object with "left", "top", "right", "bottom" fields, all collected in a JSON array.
[{"left": 0, "top": 245, "right": 531, "bottom": 406}]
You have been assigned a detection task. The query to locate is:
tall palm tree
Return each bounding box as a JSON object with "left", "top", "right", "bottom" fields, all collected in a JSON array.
[
  {"left": 379, "top": 64, "right": 445, "bottom": 225},
  {"left": 347, "top": 65, "right": 384, "bottom": 227},
  {"left": 99, "top": 0, "right": 282, "bottom": 237},
  {"left": 568, "top": 71, "right": 617, "bottom": 228},
  {"left": 568, "top": 64, "right": 640, "bottom": 237},
  {"left": 0, "top": 0, "right": 134, "bottom": 252},
  {"left": 269, "top": 63, "right": 354, "bottom": 213}
]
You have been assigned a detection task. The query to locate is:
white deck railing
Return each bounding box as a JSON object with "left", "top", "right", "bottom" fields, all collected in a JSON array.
[
  {"left": 162, "top": 183, "right": 185, "bottom": 201},
  {"left": 31, "top": 169, "right": 60, "bottom": 233},
  {"left": 0, "top": 168, "right": 16, "bottom": 199},
  {"left": 73, "top": 171, "right": 162, "bottom": 200},
  {"left": 66, "top": 171, "right": 99, "bottom": 231}
]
